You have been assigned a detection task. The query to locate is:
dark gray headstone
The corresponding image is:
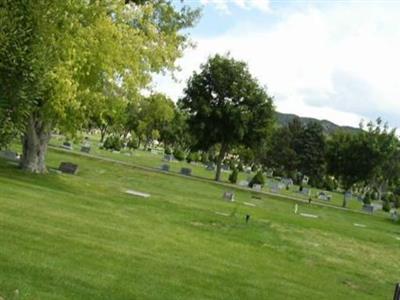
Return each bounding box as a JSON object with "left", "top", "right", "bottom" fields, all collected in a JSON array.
[
  {"left": 59, "top": 162, "right": 79, "bottom": 175},
  {"left": 80, "top": 146, "right": 91, "bottom": 153},
  {"left": 161, "top": 164, "right": 170, "bottom": 172},
  {"left": 61, "top": 142, "right": 73, "bottom": 150},
  {"left": 180, "top": 167, "right": 192, "bottom": 176},
  {"left": 362, "top": 204, "right": 375, "bottom": 214}
]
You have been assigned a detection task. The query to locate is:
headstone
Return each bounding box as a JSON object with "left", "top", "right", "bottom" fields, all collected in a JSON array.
[
  {"left": 0, "top": 150, "right": 19, "bottom": 161},
  {"left": 59, "top": 162, "right": 79, "bottom": 175},
  {"left": 299, "top": 188, "right": 310, "bottom": 196},
  {"left": 252, "top": 184, "right": 262, "bottom": 192},
  {"left": 277, "top": 182, "right": 285, "bottom": 190},
  {"left": 161, "top": 164, "right": 170, "bottom": 172},
  {"left": 302, "top": 175, "right": 309, "bottom": 185},
  {"left": 318, "top": 192, "right": 331, "bottom": 201},
  {"left": 269, "top": 182, "right": 279, "bottom": 193},
  {"left": 163, "top": 154, "right": 173, "bottom": 162},
  {"left": 223, "top": 191, "right": 235, "bottom": 202},
  {"left": 80, "top": 146, "right": 91, "bottom": 153},
  {"left": 390, "top": 210, "right": 399, "bottom": 222},
  {"left": 281, "top": 178, "right": 293, "bottom": 187},
  {"left": 206, "top": 163, "right": 215, "bottom": 171},
  {"left": 245, "top": 167, "right": 252, "bottom": 174},
  {"left": 344, "top": 191, "right": 352, "bottom": 201},
  {"left": 238, "top": 180, "right": 249, "bottom": 187},
  {"left": 180, "top": 167, "right": 192, "bottom": 176},
  {"left": 61, "top": 142, "right": 73, "bottom": 150},
  {"left": 266, "top": 169, "right": 274, "bottom": 177},
  {"left": 362, "top": 204, "right": 375, "bottom": 214}
]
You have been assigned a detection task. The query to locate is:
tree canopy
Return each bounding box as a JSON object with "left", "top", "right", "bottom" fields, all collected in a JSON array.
[
  {"left": 179, "top": 54, "right": 274, "bottom": 181},
  {"left": 0, "top": 0, "right": 199, "bottom": 172}
]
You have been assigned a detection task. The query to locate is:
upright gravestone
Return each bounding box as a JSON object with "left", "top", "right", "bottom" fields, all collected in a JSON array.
[
  {"left": 59, "top": 162, "right": 79, "bottom": 175},
  {"left": 61, "top": 142, "right": 73, "bottom": 150},
  {"left": 238, "top": 180, "right": 249, "bottom": 187},
  {"left": 302, "top": 175, "right": 309, "bottom": 185},
  {"left": 223, "top": 191, "right": 235, "bottom": 202},
  {"left": 80, "top": 146, "right": 91, "bottom": 153},
  {"left": 163, "top": 154, "right": 173, "bottom": 162},
  {"left": 362, "top": 204, "right": 374, "bottom": 214},
  {"left": 0, "top": 150, "right": 19, "bottom": 161},
  {"left": 252, "top": 184, "right": 262, "bottom": 192},
  {"left": 161, "top": 164, "right": 170, "bottom": 172},
  {"left": 180, "top": 168, "right": 192, "bottom": 176},
  {"left": 206, "top": 163, "right": 215, "bottom": 171},
  {"left": 299, "top": 188, "right": 310, "bottom": 197}
]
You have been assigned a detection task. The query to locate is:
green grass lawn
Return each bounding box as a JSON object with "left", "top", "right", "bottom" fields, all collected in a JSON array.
[
  {"left": 49, "top": 134, "right": 367, "bottom": 211},
  {"left": 1, "top": 148, "right": 399, "bottom": 299}
]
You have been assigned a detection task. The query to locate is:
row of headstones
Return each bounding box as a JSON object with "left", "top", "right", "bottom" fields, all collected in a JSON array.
[
  {"left": 61, "top": 142, "right": 91, "bottom": 153},
  {"left": 161, "top": 164, "right": 192, "bottom": 176}
]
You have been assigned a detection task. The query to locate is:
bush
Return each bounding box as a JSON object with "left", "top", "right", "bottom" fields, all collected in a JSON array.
[
  {"left": 237, "top": 162, "right": 244, "bottom": 172},
  {"left": 201, "top": 152, "right": 208, "bottom": 164},
  {"left": 229, "top": 168, "right": 239, "bottom": 184},
  {"left": 229, "top": 159, "right": 236, "bottom": 170},
  {"left": 251, "top": 164, "right": 258, "bottom": 172},
  {"left": 186, "top": 152, "right": 199, "bottom": 164},
  {"left": 383, "top": 200, "right": 391, "bottom": 212},
  {"left": 249, "top": 171, "right": 265, "bottom": 187},
  {"left": 103, "top": 135, "right": 122, "bottom": 151},
  {"left": 173, "top": 148, "right": 185, "bottom": 161},
  {"left": 164, "top": 147, "right": 172, "bottom": 155},
  {"left": 363, "top": 193, "right": 371, "bottom": 205}
]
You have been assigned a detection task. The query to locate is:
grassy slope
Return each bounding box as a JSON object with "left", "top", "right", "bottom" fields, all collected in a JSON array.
[{"left": 0, "top": 150, "right": 399, "bottom": 299}]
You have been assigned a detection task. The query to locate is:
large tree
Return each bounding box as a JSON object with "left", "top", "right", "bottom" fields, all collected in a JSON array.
[
  {"left": 179, "top": 54, "right": 275, "bottom": 181},
  {"left": 0, "top": 0, "right": 199, "bottom": 173}
]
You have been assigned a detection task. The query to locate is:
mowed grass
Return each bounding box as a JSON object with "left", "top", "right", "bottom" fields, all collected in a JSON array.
[
  {"left": 49, "top": 134, "right": 366, "bottom": 211},
  {"left": 0, "top": 150, "right": 399, "bottom": 299}
]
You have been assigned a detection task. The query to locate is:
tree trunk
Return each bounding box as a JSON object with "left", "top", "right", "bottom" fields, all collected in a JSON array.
[
  {"left": 215, "top": 143, "right": 228, "bottom": 182},
  {"left": 20, "top": 116, "right": 51, "bottom": 174}
]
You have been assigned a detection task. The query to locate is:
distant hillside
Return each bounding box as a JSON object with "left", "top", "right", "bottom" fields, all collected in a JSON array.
[{"left": 276, "top": 112, "right": 360, "bottom": 135}]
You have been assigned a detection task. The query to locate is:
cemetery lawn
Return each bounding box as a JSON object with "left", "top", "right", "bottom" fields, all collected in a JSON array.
[{"left": 1, "top": 150, "right": 400, "bottom": 300}]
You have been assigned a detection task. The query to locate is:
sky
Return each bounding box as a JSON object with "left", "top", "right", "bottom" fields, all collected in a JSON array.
[{"left": 152, "top": 0, "right": 400, "bottom": 128}]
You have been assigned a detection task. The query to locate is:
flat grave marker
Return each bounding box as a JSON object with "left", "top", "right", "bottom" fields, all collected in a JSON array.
[
  {"left": 125, "top": 189, "right": 150, "bottom": 198},
  {"left": 243, "top": 202, "right": 256, "bottom": 207},
  {"left": 59, "top": 162, "right": 79, "bottom": 175},
  {"left": 353, "top": 223, "right": 366, "bottom": 228},
  {"left": 300, "top": 213, "right": 318, "bottom": 218}
]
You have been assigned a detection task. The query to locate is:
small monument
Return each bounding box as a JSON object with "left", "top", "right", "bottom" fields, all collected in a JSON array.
[
  {"left": 161, "top": 164, "right": 170, "bottom": 172},
  {"left": 59, "top": 162, "right": 79, "bottom": 175},
  {"left": 223, "top": 191, "right": 235, "bottom": 202},
  {"left": 180, "top": 168, "right": 192, "bottom": 176}
]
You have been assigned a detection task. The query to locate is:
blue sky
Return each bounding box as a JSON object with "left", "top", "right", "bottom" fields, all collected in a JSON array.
[{"left": 154, "top": 0, "right": 400, "bottom": 128}]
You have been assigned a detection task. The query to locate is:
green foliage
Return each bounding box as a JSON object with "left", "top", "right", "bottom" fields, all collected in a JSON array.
[
  {"left": 228, "top": 168, "right": 239, "bottom": 184},
  {"left": 382, "top": 200, "right": 391, "bottom": 212},
  {"left": 200, "top": 152, "right": 209, "bottom": 164},
  {"left": 164, "top": 147, "right": 172, "bottom": 155},
  {"left": 179, "top": 54, "right": 274, "bottom": 181},
  {"left": 186, "top": 152, "right": 199, "bottom": 164},
  {"left": 0, "top": 1, "right": 199, "bottom": 170},
  {"left": 363, "top": 193, "right": 371, "bottom": 205},
  {"left": 237, "top": 162, "right": 244, "bottom": 172},
  {"left": 249, "top": 171, "right": 265, "bottom": 187},
  {"left": 103, "top": 135, "right": 123, "bottom": 151},
  {"left": 173, "top": 148, "right": 185, "bottom": 161}
]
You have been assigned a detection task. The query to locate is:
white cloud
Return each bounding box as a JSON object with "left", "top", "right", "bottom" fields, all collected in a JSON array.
[
  {"left": 154, "top": 2, "right": 400, "bottom": 128},
  {"left": 200, "top": 0, "right": 271, "bottom": 14}
]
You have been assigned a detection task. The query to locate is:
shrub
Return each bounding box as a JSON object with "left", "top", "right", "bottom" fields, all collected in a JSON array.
[
  {"left": 164, "top": 147, "right": 172, "bottom": 155},
  {"left": 249, "top": 171, "right": 265, "bottom": 187},
  {"left": 186, "top": 152, "right": 199, "bottom": 164},
  {"left": 229, "top": 168, "right": 239, "bottom": 184},
  {"left": 251, "top": 164, "right": 258, "bottom": 172},
  {"left": 103, "top": 135, "right": 122, "bottom": 151},
  {"left": 363, "top": 193, "right": 371, "bottom": 205},
  {"left": 173, "top": 148, "right": 185, "bottom": 161},
  {"left": 382, "top": 200, "right": 391, "bottom": 212},
  {"left": 237, "top": 162, "right": 244, "bottom": 172},
  {"left": 201, "top": 152, "right": 208, "bottom": 164}
]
